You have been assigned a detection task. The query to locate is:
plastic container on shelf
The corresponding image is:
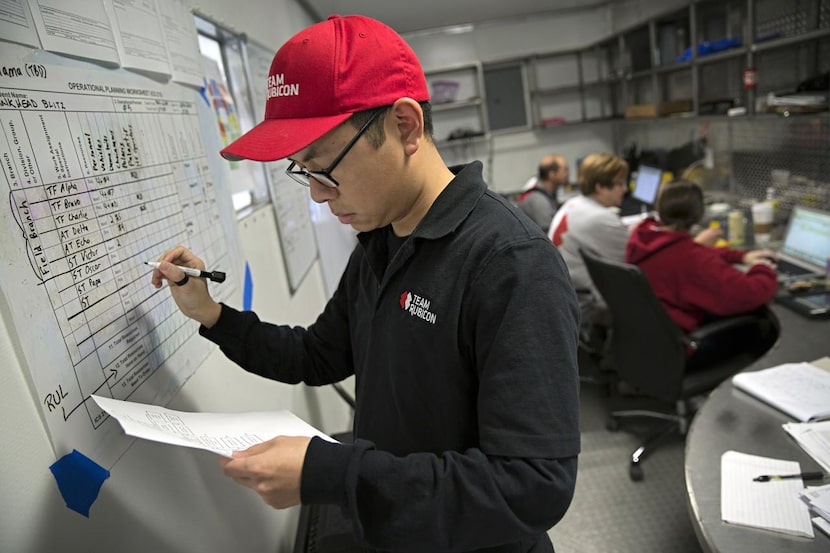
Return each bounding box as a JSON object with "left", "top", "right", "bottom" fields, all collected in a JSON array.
[{"left": 430, "top": 80, "right": 460, "bottom": 104}]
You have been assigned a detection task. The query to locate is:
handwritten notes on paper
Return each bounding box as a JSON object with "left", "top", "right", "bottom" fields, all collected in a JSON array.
[
  {"left": 92, "top": 395, "right": 335, "bottom": 457},
  {"left": 784, "top": 420, "right": 830, "bottom": 473},
  {"left": 721, "top": 451, "right": 814, "bottom": 538},
  {"left": 732, "top": 362, "right": 830, "bottom": 422}
]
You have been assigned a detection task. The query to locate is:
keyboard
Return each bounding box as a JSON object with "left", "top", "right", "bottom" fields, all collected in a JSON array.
[{"left": 776, "top": 258, "right": 818, "bottom": 280}]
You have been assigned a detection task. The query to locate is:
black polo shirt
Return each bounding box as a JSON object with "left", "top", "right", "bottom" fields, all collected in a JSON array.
[{"left": 202, "top": 161, "right": 580, "bottom": 552}]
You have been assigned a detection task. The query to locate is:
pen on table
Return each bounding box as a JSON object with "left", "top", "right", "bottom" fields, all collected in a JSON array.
[
  {"left": 753, "top": 471, "right": 825, "bottom": 482},
  {"left": 145, "top": 261, "right": 226, "bottom": 283}
]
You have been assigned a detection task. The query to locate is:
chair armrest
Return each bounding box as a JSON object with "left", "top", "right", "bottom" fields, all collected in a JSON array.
[{"left": 687, "top": 315, "right": 762, "bottom": 345}]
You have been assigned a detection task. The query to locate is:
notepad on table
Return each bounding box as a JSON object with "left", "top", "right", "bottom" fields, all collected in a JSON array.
[
  {"left": 721, "top": 450, "right": 814, "bottom": 538},
  {"left": 732, "top": 361, "right": 830, "bottom": 422}
]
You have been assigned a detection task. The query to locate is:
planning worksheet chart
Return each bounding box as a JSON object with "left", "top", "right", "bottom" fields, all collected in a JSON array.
[{"left": 0, "top": 46, "right": 237, "bottom": 467}]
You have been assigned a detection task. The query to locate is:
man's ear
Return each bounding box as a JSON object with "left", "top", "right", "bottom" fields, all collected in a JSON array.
[{"left": 388, "top": 98, "right": 423, "bottom": 155}]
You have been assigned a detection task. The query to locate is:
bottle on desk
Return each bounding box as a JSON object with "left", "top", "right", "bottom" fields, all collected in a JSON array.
[{"left": 728, "top": 209, "right": 745, "bottom": 247}]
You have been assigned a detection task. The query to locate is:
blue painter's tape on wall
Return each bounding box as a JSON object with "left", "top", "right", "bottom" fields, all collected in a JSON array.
[
  {"left": 243, "top": 261, "right": 253, "bottom": 311},
  {"left": 49, "top": 449, "right": 110, "bottom": 517},
  {"left": 199, "top": 78, "right": 210, "bottom": 107}
]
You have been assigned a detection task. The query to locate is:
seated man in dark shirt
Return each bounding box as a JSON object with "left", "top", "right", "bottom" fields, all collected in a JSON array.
[{"left": 518, "top": 154, "right": 569, "bottom": 230}]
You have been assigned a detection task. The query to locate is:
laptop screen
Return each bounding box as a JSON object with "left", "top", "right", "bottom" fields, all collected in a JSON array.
[
  {"left": 632, "top": 165, "right": 662, "bottom": 205},
  {"left": 780, "top": 206, "right": 830, "bottom": 268}
]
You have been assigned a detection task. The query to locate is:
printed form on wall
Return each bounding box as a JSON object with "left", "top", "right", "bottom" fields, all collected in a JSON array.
[{"left": 0, "top": 43, "right": 238, "bottom": 467}]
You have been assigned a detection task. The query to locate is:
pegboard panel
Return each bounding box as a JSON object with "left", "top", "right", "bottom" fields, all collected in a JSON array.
[
  {"left": 729, "top": 115, "right": 830, "bottom": 214},
  {"left": 613, "top": 114, "right": 830, "bottom": 216},
  {"left": 755, "top": 0, "right": 823, "bottom": 40}
]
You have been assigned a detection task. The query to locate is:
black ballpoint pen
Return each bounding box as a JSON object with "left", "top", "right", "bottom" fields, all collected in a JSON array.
[{"left": 753, "top": 471, "right": 825, "bottom": 482}]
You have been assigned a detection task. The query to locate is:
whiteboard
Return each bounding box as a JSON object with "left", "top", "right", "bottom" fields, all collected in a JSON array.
[
  {"left": 246, "top": 41, "right": 317, "bottom": 293},
  {"left": 247, "top": 40, "right": 357, "bottom": 297},
  {"left": 0, "top": 43, "right": 239, "bottom": 467}
]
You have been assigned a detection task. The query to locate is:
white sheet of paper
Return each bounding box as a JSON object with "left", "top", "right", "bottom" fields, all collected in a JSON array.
[
  {"left": 92, "top": 395, "right": 336, "bottom": 457},
  {"left": 104, "top": 0, "right": 171, "bottom": 76},
  {"left": 732, "top": 362, "right": 830, "bottom": 422},
  {"left": 721, "top": 450, "right": 814, "bottom": 538},
  {"left": 0, "top": 0, "right": 40, "bottom": 48},
  {"left": 27, "top": 0, "right": 120, "bottom": 65},
  {"left": 157, "top": 0, "right": 203, "bottom": 87},
  {"left": 784, "top": 420, "right": 830, "bottom": 473},
  {"left": 801, "top": 483, "right": 830, "bottom": 521},
  {"left": 813, "top": 516, "right": 830, "bottom": 538}
]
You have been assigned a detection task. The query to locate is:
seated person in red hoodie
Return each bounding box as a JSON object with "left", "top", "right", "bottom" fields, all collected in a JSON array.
[{"left": 626, "top": 180, "right": 778, "bottom": 364}]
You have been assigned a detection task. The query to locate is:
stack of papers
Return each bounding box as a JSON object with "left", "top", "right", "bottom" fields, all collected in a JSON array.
[
  {"left": 732, "top": 362, "right": 830, "bottom": 422},
  {"left": 800, "top": 484, "right": 830, "bottom": 537},
  {"left": 721, "top": 450, "right": 814, "bottom": 538},
  {"left": 784, "top": 420, "right": 830, "bottom": 473}
]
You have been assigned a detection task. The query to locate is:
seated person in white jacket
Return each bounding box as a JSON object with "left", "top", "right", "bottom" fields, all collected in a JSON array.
[{"left": 548, "top": 153, "right": 629, "bottom": 340}]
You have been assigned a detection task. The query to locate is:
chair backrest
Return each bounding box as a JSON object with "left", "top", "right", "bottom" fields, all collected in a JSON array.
[{"left": 579, "top": 247, "right": 688, "bottom": 402}]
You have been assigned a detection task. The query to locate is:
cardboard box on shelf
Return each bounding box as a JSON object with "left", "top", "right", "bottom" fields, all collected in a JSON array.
[
  {"left": 624, "top": 100, "right": 694, "bottom": 118},
  {"left": 659, "top": 99, "right": 694, "bottom": 115},
  {"left": 624, "top": 103, "right": 657, "bottom": 118}
]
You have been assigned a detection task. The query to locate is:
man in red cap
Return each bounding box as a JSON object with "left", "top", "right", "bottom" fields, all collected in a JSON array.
[{"left": 151, "top": 14, "right": 579, "bottom": 553}]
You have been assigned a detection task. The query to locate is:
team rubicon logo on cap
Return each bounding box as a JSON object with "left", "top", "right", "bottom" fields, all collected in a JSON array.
[
  {"left": 399, "top": 291, "right": 437, "bottom": 324},
  {"left": 267, "top": 73, "right": 299, "bottom": 99}
]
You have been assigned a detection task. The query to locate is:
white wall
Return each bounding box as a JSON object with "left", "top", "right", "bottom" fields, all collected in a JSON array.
[
  {"left": 0, "top": 2, "right": 355, "bottom": 553},
  {"left": 191, "top": 0, "right": 313, "bottom": 51},
  {"left": 403, "top": 8, "right": 617, "bottom": 193}
]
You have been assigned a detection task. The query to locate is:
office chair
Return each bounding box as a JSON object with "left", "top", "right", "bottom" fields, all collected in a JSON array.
[{"left": 579, "top": 247, "right": 778, "bottom": 481}]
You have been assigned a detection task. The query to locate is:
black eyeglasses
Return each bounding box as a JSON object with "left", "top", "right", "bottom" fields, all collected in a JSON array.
[{"left": 286, "top": 108, "right": 385, "bottom": 188}]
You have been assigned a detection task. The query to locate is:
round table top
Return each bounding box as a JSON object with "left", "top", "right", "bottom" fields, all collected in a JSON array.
[{"left": 685, "top": 305, "right": 830, "bottom": 553}]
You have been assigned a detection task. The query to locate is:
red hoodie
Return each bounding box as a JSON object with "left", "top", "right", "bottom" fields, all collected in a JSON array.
[{"left": 625, "top": 217, "right": 777, "bottom": 333}]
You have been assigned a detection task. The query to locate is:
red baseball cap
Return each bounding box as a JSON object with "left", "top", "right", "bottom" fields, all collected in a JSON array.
[{"left": 220, "top": 14, "right": 430, "bottom": 162}]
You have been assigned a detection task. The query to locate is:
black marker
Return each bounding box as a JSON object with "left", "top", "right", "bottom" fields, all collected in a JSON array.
[{"left": 145, "top": 261, "right": 226, "bottom": 283}]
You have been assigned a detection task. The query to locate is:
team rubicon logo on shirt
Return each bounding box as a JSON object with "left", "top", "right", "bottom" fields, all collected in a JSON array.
[
  {"left": 267, "top": 73, "right": 299, "bottom": 99},
  {"left": 399, "top": 291, "right": 437, "bottom": 324}
]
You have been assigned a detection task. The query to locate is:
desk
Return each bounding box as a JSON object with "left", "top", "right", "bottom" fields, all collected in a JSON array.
[{"left": 685, "top": 304, "right": 830, "bottom": 553}]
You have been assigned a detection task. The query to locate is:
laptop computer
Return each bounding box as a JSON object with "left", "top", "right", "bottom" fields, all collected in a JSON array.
[
  {"left": 773, "top": 205, "right": 830, "bottom": 280},
  {"left": 772, "top": 206, "right": 830, "bottom": 318}
]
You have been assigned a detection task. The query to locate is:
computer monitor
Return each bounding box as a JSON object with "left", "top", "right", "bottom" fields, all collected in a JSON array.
[{"left": 632, "top": 165, "right": 662, "bottom": 206}]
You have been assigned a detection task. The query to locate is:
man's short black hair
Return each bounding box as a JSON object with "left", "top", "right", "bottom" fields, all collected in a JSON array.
[{"left": 348, "top": 101, "right": 434, "bottom": 148}]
